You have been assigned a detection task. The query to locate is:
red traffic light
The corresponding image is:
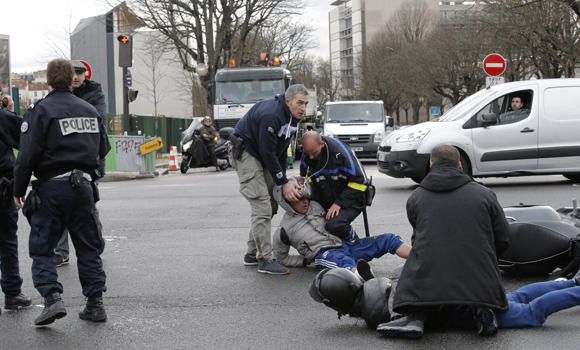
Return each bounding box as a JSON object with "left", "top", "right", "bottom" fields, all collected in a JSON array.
[
  {"left": 118, "top": 35, "right": 130, "bottom": 44},
  {"left": 272, "top": 57, "right": 280, "bottom": 65}
]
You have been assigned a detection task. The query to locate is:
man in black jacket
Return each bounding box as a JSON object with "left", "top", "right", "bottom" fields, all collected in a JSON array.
[
  {"left": 379, "top": 145, "right": 510, "bottom": 338},
  {"left": 300, "top": 131, "right": 368, "bottom": 241},
  {"left": 0, "top": 101, "right": 32, "bottom": 315},
  {"left": 53, "top": 60, "right": 107, "bottom": 267}
]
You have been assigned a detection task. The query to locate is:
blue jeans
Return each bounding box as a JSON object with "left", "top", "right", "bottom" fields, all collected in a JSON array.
[
  {"left": 0, "top": 201, "right": 23, "bottom": 296},
  {"left": 497, "top": 279, "right": 580, "bottom": 328},
  {"left": 28, "top": 181, "right": 106, "bottom": 297},
  {"left": 314, "top": 233, "right": 403, "bottom": 270}
]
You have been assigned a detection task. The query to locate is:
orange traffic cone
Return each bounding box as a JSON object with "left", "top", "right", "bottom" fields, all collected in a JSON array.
[{"left": 169, "top": 146, "right": 178, "bottom": 171}]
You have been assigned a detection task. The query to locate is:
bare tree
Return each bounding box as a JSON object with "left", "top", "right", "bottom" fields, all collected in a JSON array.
[
  {"left": 129, "top": 0, "right": 304, "bottom": 86},
  {"left": 136, "top": 31, "right": 170, "bottom": 119}
]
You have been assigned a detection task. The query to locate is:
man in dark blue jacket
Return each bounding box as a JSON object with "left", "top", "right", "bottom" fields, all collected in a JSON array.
[
  {"left": 0, "top": 100, "right": 32, "bottom": 315},
  {"left": 300, "top": 131, "right": 368, "bottom": 240},
  {"left": 232, "top": 84, "right": 307, "bottom": 275},
  {"left": 13, "top": 59, "right": 111, "bottom": 326},
  {"left": 53, "top": 60, "right": 108, "bottom": 268}
]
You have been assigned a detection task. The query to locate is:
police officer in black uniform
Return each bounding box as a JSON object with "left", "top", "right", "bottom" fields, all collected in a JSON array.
[
  {"left": 13, "top": 59, "right": 111, "bottom": 326},
  {"left": 300, "top": 131, "right": 368, "bottom": 240},
  {"left": 0, "top": 96, "right": 32, "bottom": 315}
]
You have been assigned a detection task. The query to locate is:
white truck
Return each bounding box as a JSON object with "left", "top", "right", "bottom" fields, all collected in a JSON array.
[
  {"left": 323, "top": 100, "right": 393, "bottom": 159},
  {"left": 208, "top": 66, "right": 294, "bottom": 129}
]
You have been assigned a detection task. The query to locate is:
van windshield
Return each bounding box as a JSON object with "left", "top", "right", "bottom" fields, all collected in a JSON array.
[
  {"left": 438, "top": 89, "right": 497, "bottom": 122},
  {"left": 325, "top": 104, "right": 383, "bottom": 123}
]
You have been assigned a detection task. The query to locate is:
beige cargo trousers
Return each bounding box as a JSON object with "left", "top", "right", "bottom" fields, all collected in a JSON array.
[{"left": 231, "top": 150, "right": 278, "bottom": 261}]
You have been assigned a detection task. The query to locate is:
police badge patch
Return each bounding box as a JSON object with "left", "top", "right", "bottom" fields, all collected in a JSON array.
[{"left": 20, "top": 121, "right": 29, "bottom": 133}]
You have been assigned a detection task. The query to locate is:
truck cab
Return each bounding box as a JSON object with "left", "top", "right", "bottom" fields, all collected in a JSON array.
[{"left": 323, "top": 101, "right": 392, "bottom": 159}]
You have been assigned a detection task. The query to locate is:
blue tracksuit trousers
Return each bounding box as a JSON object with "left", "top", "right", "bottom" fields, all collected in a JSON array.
[{"left": 314, "top": 233, "right": 403, "bottom": 270}]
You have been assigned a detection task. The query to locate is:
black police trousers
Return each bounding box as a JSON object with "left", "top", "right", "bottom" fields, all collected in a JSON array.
[
  {"left": 0, "top": 201, "right": 24, "bottom": 296},
  {"left": 325, "top": 206, "right": 363, "bottom": 240},
  {"left": 27, "top": 181, "right": 106, "bottom": 297}
]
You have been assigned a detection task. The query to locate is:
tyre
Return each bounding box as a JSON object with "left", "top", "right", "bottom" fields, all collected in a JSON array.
[
  {"left": 564, "top": 174, "right": 580, "bottom": 183},
  {"left": 411, "top": 176, "right": 423, "bottom": 184},
  {"left": 459, "top": 152, "right": 472, "bottom": 177},
  {"left": 180, "top": 161, "right": 189, "bottom": 174}
]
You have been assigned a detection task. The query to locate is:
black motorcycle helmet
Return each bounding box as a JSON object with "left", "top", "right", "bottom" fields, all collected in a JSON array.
[{"left": 309, "top": 268, "right": 363, "bottom": 316}]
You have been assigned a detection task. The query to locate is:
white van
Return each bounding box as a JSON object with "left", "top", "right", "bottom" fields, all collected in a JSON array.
[
  {"left": 323, "top": 101, "right": 393, "bottom": 159},
  {"left": 377, "top": 79, "right": 580, "bottom": 183}
]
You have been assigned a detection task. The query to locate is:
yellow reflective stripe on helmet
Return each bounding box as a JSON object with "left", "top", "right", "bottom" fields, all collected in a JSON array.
[{"left": 347, "top": 182, "right": 367, "bottom": 191}]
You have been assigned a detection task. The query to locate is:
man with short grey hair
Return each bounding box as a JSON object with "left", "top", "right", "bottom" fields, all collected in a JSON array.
[{"left": 230, "top": 84, "right": 308, "bottom": 274}]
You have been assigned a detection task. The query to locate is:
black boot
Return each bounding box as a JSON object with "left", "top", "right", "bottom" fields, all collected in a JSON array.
[
  {"left": 5, "top": 292, "right": 32, "bottom": 310},
  {"left": 34, "top": 292, "right": 67, "bottom": 326},
  {"left": 79, "top": 292, "right": 107, "bottom": 322}
]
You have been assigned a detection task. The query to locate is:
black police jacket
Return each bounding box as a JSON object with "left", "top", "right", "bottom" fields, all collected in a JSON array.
[
  {"left": 13, "top": 89, "right": 111, "bottom": 197},
  {"left": 300, "top": 136, "right": 367, "bottom": 210},
  {"left": 0, "top": 109, "right": 22, "bottom": 179},
  {"left": 73, "top": 79, "right": 106, "bottom": 118}
]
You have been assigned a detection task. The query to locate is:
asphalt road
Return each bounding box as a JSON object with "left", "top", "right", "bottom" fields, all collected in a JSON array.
[{"left": 2, "top": 164, "right": 580, "bottom": 349}]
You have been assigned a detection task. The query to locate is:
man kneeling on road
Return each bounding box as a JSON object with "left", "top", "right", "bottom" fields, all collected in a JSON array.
[
  {"left": 300, "top": 131, "right": 369, "bottom": 241},
  {"left": 272, "top": 178, "right": 410, "bottom": 275}
]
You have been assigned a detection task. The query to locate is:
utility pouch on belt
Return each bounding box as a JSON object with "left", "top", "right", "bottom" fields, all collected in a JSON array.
[
  {"left": 23, "top": 180, "right": 41, "bottom": 221},
  {"left": 69, "top": 169, "right": 84, "bottom": 189},
  {"left": 230, "top": 134, "right": 245, "bottom": 160},
  {"left": 91, "top": 181, "right": 100, "bottom": 203},
  {"left": 364, "top": 177, "right": 376, "bottom": 207},
  {"left": 0, "top": 177, "right": 13, "bottom": 208}
]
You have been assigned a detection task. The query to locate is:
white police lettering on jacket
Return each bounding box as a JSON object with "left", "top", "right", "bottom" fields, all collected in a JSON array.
[{"left": 59, "top": 117, "right": 99, "bottom": 136}]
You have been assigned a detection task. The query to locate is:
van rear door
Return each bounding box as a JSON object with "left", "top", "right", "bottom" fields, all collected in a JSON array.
[
  {"left": 469, "top": 86, "right": 539, "bottom": 173},
  {"left": 538, "top": 85, "right": 580, "bottom": 171}
]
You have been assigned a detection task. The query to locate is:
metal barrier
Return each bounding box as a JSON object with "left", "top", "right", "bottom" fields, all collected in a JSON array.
[{"left": 105, "top": 135, "right": 156, "bottom": 172}]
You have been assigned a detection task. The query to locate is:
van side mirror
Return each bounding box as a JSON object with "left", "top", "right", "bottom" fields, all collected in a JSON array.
[
  {"left": 482, "top": 113, "right": 498, "bottom": 127},
  {"left": 386, "top": 117, "right": 394, "bottom": 128}
]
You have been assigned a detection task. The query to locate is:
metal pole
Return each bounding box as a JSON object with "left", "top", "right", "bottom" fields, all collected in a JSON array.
[
  {"left": 362, "top": 208, "right": 370, "bottom": 237},
  {"left": 122, "top": 66, "right": 129, "bottom": 133}
]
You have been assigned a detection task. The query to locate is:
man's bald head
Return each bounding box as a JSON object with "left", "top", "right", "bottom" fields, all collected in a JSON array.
[{"left": 302, "top": 131, "right": 325, "bottom": 160}]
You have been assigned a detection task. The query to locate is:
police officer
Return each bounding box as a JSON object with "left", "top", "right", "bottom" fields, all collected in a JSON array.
[
  {"left": 231, "top": 84, "right": 307, "bottom": 275},
  {"left": 300, "top": 131, "right": 368, "bottom": 240},
  {"left": 0, "top": 97, "right": 32, "bottom": 315},
  {"left": 13, "top": 59, "right": 111, "bottom": 325},
  {"left": 53, "top": 60, "right": 107, "bottom": 268}
]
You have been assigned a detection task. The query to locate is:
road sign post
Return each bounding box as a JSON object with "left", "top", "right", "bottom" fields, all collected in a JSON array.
[{"left": 483, "top": 53, "right": 506, "bottom": 88}]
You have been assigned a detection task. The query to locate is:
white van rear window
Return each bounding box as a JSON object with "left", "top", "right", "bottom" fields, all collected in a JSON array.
[{"left": 544, "top": 86, "right": 580, "bottom": 121}]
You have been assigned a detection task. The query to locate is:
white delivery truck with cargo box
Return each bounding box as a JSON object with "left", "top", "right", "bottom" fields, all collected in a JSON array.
[{"left": 377, "top": 79, "right": 580, "bottom": 183}]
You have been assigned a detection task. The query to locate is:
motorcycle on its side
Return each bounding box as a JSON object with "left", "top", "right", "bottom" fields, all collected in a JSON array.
[{"left": 180, "top": 118, "right": 233, "bottom": 174}]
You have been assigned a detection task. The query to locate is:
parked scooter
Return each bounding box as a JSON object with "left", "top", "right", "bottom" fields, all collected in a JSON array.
[{"left": 180, "top": 118, "right": 233, "bottom": 174}]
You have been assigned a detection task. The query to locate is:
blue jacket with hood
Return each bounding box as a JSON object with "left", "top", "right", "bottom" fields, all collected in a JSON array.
[{"left": 234, "top": 94, "right": 300, "bottom": 185}]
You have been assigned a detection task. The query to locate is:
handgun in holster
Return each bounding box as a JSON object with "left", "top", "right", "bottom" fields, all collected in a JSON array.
[
  {"left": 23, "top": 180, "right": 41, "bottom": 221},
  {"left": 364, "top": 177, "right": 376, "bottom": 207},
  {"left": 91, "top": 181, "right": 100, "bottom": 203},
  {"left": 230, "top": 134, "right": 245, "bottom": 161}
]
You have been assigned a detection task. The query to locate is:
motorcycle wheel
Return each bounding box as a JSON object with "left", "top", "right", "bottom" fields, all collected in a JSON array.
[{"left": 180, "top": 161, "right": 189, "bottom": 174}]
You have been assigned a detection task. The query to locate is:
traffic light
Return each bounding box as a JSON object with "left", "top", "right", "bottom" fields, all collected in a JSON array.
[
  {"left": 128, "top": 89, "right": 138, "bottom": 102},
  {"left": 117, "top": 34, "right": 133, "bottom": 67},
  {"left": 272, "top": 57, "right": 280, "bottom": 65}
]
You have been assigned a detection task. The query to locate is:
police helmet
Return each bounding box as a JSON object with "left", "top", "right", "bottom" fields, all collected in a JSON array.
[
  {"left": 350, "top": 277, "right": 392, "bottom": 329},
  {"left": 309, "top": 268, "right": 363, "bottom": 315}
]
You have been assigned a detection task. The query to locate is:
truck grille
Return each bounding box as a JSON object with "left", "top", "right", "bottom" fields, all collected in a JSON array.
[
  {"left": 337, "top": 134, "right": 372, "bottom": 145},
  {"left": 214, "top": 119, "right": 239, "bottom": 129}
]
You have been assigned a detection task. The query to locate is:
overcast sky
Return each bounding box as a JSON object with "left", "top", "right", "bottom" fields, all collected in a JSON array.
[{"left": 1, "top": 0, "right": 332, "bottom": 73}]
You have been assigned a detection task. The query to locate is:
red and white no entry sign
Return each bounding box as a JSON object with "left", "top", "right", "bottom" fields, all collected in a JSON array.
[
  {"left": 483, "top": 53, "right": 506, "bottom": 76},
  {"left": 79, "top": 60, "right": 92, "bottom": 80}
]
